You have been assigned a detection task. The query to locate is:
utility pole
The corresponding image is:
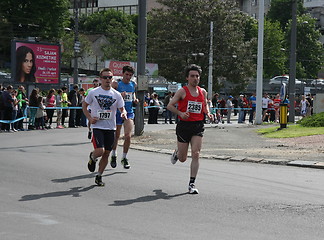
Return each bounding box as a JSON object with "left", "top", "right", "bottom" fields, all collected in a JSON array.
[
  {"left": 73, "top": 0, "right": 80, "bottom": 85},
  {"left": 288, "top": 0, "right": 297, "bottom": 123},
  {"left": 208, "top": 21, "right": 213, "bottom": 100},
  {"left": 134, "top": 0, "right": 147, "bottom": 136},
  {"left": 255, "top": 0, "right": 265, "bottom": 125}
]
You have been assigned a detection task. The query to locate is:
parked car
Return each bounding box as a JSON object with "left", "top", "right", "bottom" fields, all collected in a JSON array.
[
  {"left": 144, "top": 100, "right": 165, "bottom": 116},
  {"left": 311, "top": 79, "right": 324, "bottom": 85},
  {"left": 269, "top": 75, "right": 304, "bottom": 85}
]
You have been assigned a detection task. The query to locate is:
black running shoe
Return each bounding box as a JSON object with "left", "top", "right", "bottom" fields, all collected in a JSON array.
[
  {"left": 110, "top": 155, "right": 117, "bottom": 168},
  {"left": 88, "top": 131, "right": 92, "bottom": 140},
  {"left": 88, "top": 152, "right": 97, "bottom": 172},
  {"left": 121, "top": 158, "right": 130, "bottom": 169},
  {"left": 95, "top": 175, "right": 105, "bottom": 186}
]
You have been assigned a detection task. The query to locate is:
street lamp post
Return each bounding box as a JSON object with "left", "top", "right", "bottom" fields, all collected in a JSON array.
[
  {"left": 73, "top": 0, "right": 80, "bottom": 86},
  {"left": 288, "top": 0, "right": 297, "bottom": 123}
]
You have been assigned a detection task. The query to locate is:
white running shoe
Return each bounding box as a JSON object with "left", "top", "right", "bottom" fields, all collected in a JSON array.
[
  {"left": 170, "top": 149, "right": 178, "bottom": 164},
  {"left": 188, "top": 183, "right": 199, "bottom": 194}
]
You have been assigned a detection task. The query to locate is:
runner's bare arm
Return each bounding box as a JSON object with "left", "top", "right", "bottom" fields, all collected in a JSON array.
[
  {"left": 82, "top": 101, "right": 98, "bottom": 124},
  {"left": 167, "top": 88, "right": 189, "bottom": 120}
]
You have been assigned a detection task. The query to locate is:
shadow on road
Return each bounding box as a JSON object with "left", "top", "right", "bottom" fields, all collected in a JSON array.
[
  {"left": 51, "top": 171, "right": 127, "bottom": 183},
  {"left": 19, "top": 185, "right": 96, "bottom": 201},
  {"left": 20, "top": 171, "right": 127, "bottom": 201},
  {"left": 109, "top": 189, "right": 188, "bottom": 206}
]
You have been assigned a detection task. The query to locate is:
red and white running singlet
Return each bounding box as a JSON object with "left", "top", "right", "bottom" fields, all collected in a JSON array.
[{"left": 177, "top": 86, "right": 205, "bottom": 122}]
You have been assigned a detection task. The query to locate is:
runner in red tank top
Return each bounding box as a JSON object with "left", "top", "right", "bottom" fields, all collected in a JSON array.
[{"left": 167, "top": 64, "right": 213, "bottom": 194}]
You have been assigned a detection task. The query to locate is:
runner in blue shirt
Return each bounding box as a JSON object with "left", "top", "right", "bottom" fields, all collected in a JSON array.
[{"left": 111, "top": 65, "right": 139, "bottom": 169}]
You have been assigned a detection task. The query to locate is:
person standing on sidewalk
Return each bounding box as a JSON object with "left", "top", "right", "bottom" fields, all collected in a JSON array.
[
  {"left": 82, "top": 68, "right": 127, "bottom": 186},
  {"left": 226, "top": 95, "right": 233, "bottom": 124},
  {"left": 167, "top": 64, "right": 213, "bottom": 194},
  {"left": 61, "top": 86, "right": 70, "bottom": 128},
  {"left": 110, "top": 65, "right": 138, "bottom": 169},
  {"left": 164, "top": 91, "right": 173, "bottom": 124}
]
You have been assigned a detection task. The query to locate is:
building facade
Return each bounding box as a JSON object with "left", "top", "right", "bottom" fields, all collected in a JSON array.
[{"left": 69, "top": 0, "right": 161, "bottom": 15}]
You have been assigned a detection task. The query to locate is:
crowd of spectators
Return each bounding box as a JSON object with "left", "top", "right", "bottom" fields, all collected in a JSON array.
[
  {"left": 209, "top": 92, "right": 314, "bottom": 124},
  {"left": 0, "top": 83, "right": 315, "bottom": 132},
  {"left": 0, "top": 84, "right": 87, "bottom": 132}
]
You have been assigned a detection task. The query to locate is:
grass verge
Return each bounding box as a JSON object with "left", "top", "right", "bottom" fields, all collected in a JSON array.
[{"left": 256, "top": 124, "right": 324, "bottom": 138}]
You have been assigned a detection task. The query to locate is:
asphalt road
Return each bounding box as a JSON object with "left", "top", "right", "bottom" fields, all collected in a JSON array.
[{"left": 1, "top": 128, "right": 324, "bottom": 240}]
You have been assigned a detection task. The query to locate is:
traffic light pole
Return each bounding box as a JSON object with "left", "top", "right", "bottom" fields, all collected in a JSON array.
[
  {"left": 288, "top": 0, "right": 297, "bottom": 123},
  {"left": 134, "top": 0, "right": 147, "bottom": 136},
  {"left": 73, "top": 0, "right": 79, "bottom": 86}
]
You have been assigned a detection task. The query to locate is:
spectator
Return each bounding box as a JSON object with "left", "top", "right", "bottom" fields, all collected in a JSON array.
[
  {"left": 11, "top": 90, "right": 19, "bottom": 132},
  {"left": 267, "top": 96, "right": 276, "bottom": 122},
  {"left": 35, "top": 96, "right": 46, "bottom": 130},
  {"left": 1, "top": 85, "right": 14, "bottom": 132},
  {"left": 273, "top": 94, "right": 281, "bottom": 123},
  {"left": 262, "top": 93, "right": 271, "bottom": 122},
  {"left": 28, "top": 88, "right": 39, "bottom": 130},
  {"left": 232, "top": 96, "right": 238, "bottom": 116},
  {"left": 226, "top": 96, "right": 233, "bottom": 124},
  {"left": 148, "top": 93, "right": 160, "bottom": 124},
  {"left": 306, "top": 94, "right": 313, "bottom": 116},
  {"left": 76, "top": 88, "right": 86, "bottom": 127},
  {"left": 45, "top": 89, "right": 56, "bottom": 129},
  {"left": 68, "top": 85, "right": 79, "bottom": 128},
  {"left": 299, "top": 95, "right": 310, "bottom": 118},
  {"left": 249, "top": 92, "right": 256, "bottom": 124},
  {"left": 16, "top": 86, "right": 28, "bottom": 130},
  {"left": 0, "top": 84, "right": 4, "bottom": 131},
  {"left": 238, "top": 94, "right": 246, "bottom": 123},
  {"left": 219, "top": 97, "right": 226, "bottom": 118},
  {"left": 55, "top": 89, "right": 64, "bottom": 129},
  {"left": 163, "top": 91, "right": 173, "bottom": 124},
  {"left": 61, "top": 86, "right": 69, "bottom": 128}
]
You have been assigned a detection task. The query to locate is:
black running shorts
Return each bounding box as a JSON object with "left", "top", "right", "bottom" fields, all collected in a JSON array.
[
  {"left": 176, "top": 121, "right": 204, "bottom": 143},
  {"left": 92, "top": 128, "right": 115, "bottom": 151}
]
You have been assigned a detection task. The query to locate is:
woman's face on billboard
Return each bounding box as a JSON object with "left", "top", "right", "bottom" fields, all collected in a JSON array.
[{"left": 22, "top": 52, "right": 33, "bottom": 74}]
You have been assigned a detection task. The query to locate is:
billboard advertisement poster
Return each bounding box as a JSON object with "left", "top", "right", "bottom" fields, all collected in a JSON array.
[
  {"left": 104, "top": 60, "right": 158, "bottom": 77},
  {"left": 12, "top": 41, "right": 60, "bottom": 84}
]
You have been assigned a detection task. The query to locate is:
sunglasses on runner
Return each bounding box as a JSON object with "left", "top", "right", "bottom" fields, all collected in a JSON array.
[{"left": 101, "top": 76, "right": 113, "bottom": 79}]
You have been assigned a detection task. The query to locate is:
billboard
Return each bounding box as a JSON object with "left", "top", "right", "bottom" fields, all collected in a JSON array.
[
  {"left": 104, "top": 60, "right": 158, "bottom": 77},
  {"left": 11, "top": 41, "right": 61, "bottom": 84}
]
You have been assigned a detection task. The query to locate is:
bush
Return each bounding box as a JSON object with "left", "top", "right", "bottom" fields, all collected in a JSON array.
[{"left": 297, "top": 112, "right": 324, "bottom": 127}]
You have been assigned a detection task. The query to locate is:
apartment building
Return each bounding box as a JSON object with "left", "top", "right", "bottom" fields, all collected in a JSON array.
[{"left": 69, "top": 0, "right": 161, "bottom": 15}]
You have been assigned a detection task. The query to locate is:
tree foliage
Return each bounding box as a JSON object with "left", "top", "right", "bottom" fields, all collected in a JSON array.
[
  {"left": 0, "top": 0, "right": 70, "bottom": 65},
  {"left": 147, "top": 0, "right": 256, "bottom": 93},
  {"left": 285, "top": 14, "right": 324, "bottom": 78},
  {"left": 267, "top": 0, "right": 305, "bottom": 31},
  {"left": 266, "top": 0, "right": 323, "bottom": 79},
  {"left": 263, "top": 20, "right": 287, "bottom": 78},
  {"left": 79, "top": 9, "right": 137, "bottom": 62}
]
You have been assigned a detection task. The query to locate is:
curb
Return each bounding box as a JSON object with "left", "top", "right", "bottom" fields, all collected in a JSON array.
[{"left": 129, "top": 145, "right": 324, "bottom": 170}]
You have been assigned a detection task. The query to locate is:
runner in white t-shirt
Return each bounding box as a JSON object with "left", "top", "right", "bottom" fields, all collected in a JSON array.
[{"left": 82, "top": 68, "right": 127, "bottom": 186}]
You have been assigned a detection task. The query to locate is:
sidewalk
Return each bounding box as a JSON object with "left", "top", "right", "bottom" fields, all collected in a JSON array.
[{"left": 129, "top": 119, "right": 324, "bottom": 170}]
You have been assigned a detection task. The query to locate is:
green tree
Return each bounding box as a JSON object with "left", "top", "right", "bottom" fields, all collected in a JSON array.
[
  {"left": 60, "top": 32, "right": 92, "bottom": 69},
  {"left": 79, "top": 9, "right": 137, "bottom": 62},
  {"left": 267, "top": 0, "right": 305, "bottom": 31},
  {"left": 263, "top": 20, "right": 287, "bottom": 78},
  {"left": 0, "top": 0, "right": 70, "bottom": 64},
  {"left": 285, "top": 14, "right": 324, "bottom": 78},
  {"left": 147, "top": 0, "right": 256, "bottom": 93}
]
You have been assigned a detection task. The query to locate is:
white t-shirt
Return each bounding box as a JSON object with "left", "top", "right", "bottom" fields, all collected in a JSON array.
[
  {"left": 85, "top": 86, "right": 124, "bottom": 130},
  {"left": 262, "top": 97, "right": 271, "bottom": 108}
]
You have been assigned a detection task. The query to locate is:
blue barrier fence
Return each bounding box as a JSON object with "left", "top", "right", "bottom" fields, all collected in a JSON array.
[{"left": 0, "top": 106, "right": 253, "bottom": 124}]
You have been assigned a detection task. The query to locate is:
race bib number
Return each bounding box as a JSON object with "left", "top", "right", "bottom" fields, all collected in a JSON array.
[
  {"left": 187, "top": 101, "right": 202, "bottom": 114},
  {"left": 97, "top": 110, "right": 113, "bottom": 120},
  {"left": 124, "top": 92, "right": 133, "bottom": 102}
]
